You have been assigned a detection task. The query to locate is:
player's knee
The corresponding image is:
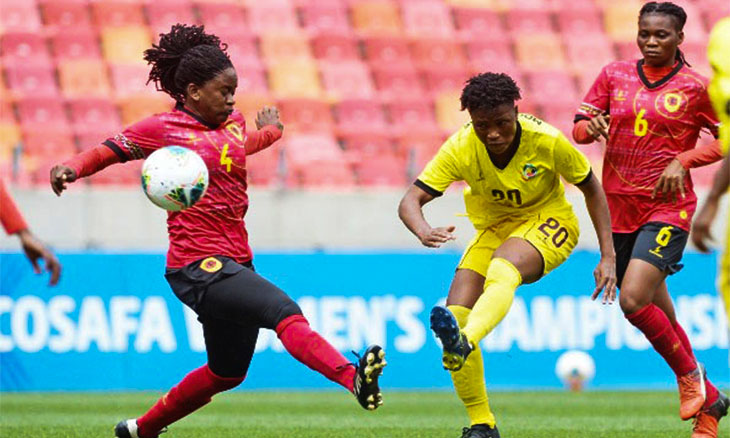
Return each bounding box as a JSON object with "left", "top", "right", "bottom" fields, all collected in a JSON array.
[
  {"left": 205, "top": 365, "right": 245, "bottom": 391},
  {"left": 619, "top": 288, "right": 647, "bottom": 315}
]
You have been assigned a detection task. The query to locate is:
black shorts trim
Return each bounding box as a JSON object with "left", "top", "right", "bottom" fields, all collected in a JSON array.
[{"left": 414, "top": 179, "right": 442, "bottom": 197}]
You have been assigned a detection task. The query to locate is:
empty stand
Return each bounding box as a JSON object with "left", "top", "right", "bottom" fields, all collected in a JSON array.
[
  {"left": 300, "top": 3, "right": 352, "bottom": 35},
  {"left": 91, "top": 1, "right": 146, "bottom": 27},
  {"left": 320, "top": 61, "right": 376, "bottom": 99},
  {"left": 145, "top": 1, "right": 197, "bottom": 35},
  {"left": 41, "top": 1, "right": 93, "bottom": 32},
  {"left": 100, "top": 26, "right": 152, "bottom": 65},
  {"left": 5, "top": 64, "right": 59, "bottom": 98},
  {"left": 350, "top": 1, "right": 403, "bottom": 36},
  {"left": 276, "top": 99, "right": 335, "bottom": 133},
  {"left": 51, "top": 31, "right": 103, "bottom": 61},
  {"left": 401, "top": 1, "right": 454, "bottom": 37},
  {"left": 311, "top": 34, "right": 360, "bottom": 62},
  {"left": 58, "top": 60, "right": 112, "bottom": 98},
  {"left": 334, "top": 100, "right": 389, "bottom": 136},
  {"left": 1, "top": 33, "right": 52, "bottom": 67}
]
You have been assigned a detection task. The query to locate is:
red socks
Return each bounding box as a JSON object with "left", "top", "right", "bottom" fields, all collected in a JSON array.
[
  {"left": 276, "top": 314, "right": 356, "bottom": 392},
  {"left": 671, "top": 320, "right": 696, "bottom": 361},
  {"left": 626, "top": 304, "right": 697, "bottom": 376},
  {"left": 137, "top": 365, "right": 243, "bottom": 437}
]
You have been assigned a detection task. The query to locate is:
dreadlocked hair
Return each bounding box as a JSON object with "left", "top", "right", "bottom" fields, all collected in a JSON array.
[
  {"left": 144, "top": 24, "right": 233, "bottom": 102},
  {"left": 639, "top": 2, "right": 691, "bottom": 67},
  {"left": 460, "top": 73, "right": 521, "bottom": 112}
]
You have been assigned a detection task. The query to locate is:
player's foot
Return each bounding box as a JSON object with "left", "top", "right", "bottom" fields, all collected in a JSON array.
[
  {"left": 460, "top": 424, "right": 501, "bottom": 438},
  {"left": 353, "top": 345, "right": 386, "bottom": 411},
  {"left": 114, "top": 419, "right": 167, "bottom": 438},
  {"left": 692, "top": 391, "right": 730, "bottom": 438},
  {"left": 430, "top": 306, "right": 473, "bottom": 371},
  {"left": 678, "top": 363, "right": 707, "bottom": 420}
]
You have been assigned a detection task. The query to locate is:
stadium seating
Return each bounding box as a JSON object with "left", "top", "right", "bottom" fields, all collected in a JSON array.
[{"left": 2, "top": 0, "right": 719, "bottom": 188}]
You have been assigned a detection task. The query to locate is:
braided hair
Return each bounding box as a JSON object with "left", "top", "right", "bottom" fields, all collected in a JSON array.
[
  {"left": 460, "top": 73, "right": 521, "bottom": 112},
  {"left": 144, "top": 24, "right": 233, "bottom": 102},
  {"left": 639, "top": 2, "right": 691, "bottom": 67}
]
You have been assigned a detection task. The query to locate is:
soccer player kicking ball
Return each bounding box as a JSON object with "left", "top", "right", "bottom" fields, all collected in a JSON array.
[
  {"left": 573, "top": 3, "right": 728, "bottom": 437},
  {"left": 399, "top": 73, "right": 616, "bottom": 438},
  {"left": 49, "top": 24, "right": 385, "bottom": 438}
]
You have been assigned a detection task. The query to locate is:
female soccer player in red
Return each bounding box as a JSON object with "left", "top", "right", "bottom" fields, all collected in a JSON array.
[
  {"left": 573, "top": 3, "right": 727, "bottom": 437},
  {"left": 49, "top": 24, "right": 385, "bottom": 438}
]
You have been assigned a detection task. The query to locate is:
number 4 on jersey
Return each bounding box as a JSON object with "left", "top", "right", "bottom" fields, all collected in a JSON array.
[{"left": 220, "top": 144, "right": 233, "bottom": 172}]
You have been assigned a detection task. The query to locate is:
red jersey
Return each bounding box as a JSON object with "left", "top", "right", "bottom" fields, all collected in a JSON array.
[
  {"left": 104, "top": 103, "right": 282, "bottom": 268},
  {"left": 575, "top": 60, "right": 720, "bottom": 232}
]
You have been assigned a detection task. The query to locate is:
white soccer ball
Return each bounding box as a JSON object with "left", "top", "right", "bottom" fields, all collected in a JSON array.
[
  {"left": 141, "top": 146, "right": 209, "bottom": 211},
  {"left": 555, "top": 350, "right": 596, "bottom": 391}
]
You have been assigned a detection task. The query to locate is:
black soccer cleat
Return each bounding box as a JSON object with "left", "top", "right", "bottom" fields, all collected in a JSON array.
[
  {"left": 461, "top": 424, "right": 501, "bottom": 438},
  {"left": 353, "top": 345, "right": 386, "bottom": 411},
  {"left": 430, "top": 306, "right": 473, "bottom": 371},
  {"left": 114, "top": 419, "right": 166, "bottom": 438}
]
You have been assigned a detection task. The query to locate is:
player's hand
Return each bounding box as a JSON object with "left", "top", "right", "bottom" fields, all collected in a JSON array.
[
  {"left": 591, "top": 255, "right": 617, "bottom": 304},
  {"left": 691, "top": 198, "right": 718, "bottom": 253},
  {"left": 17, "top": 229, "right": 61, "bottom": 286},
  {"left": 586, "top": 114, "right": 610, "bottom": 141},
  {"left": 50, "top": 165, "right": 77, "bottom": 196},
  {"left": 652, "top": 158, "right": 686, "bottom": 204},
  {"left": 418, "top": 225, "right": 456, "bottom": 248},
  {"left": 255, "top": 106, "right": 283, "bottom": 131}
]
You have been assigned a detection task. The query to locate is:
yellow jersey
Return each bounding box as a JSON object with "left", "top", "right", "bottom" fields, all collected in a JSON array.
[
  {"left": 708, "top": 17, "right": 730, "bottom": 154},
  {"left": 417, "top": 113, "right": 592, "bottom": 229}
]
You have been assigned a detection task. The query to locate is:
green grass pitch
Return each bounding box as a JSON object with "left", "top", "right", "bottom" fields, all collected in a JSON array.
[{"left": 0, "top": 391, "right": 721, "bottom": 437}]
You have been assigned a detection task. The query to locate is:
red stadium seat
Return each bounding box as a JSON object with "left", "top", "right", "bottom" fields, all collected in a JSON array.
[
  {"left": 246, "top": 145, "right": 282, "bottom": 187},
  {"left": 556, "top": 8, "right": 604, "bottom": 36},
  {"left": 293, "top": 162, "right": 357, "bottom": 188},
  {"left": 320, "top": 61, "right": 376, "bottom": 100},
  {"left": 363, "top": 36, "right": 414, "bottom": 69},
  {"left": 505, "top": 9, "right": 554, "bottom": 35},
  {"left": 465, "top": 39, "right": 518, "bottom": 76},
  {"left": 334, "top": 100, "right": 389, "bottom": 136},
  {"left": 422, "top": 68, "right": 470, "bottom": 95},
  {"left": 117, "top": 95, "right": 172, "bottom": 125},
  {"left": 386, "top": 99, "right": 439, "bottom": 136},
  {"left": 452, "top": 7, "right": 506, "bottom": 41},
  {"left": 234, "top": 94, "right": 276, "bottom": 123},
  {"left": 394, "top": 132, "right": 445, "bottom": 174},
  {"left": 259, "top": 33, "right": 313, "bottom": 63},
  {"left": 16, "top": 98, "right": 70, "bottom": 133},
  {"left": 356, "top": 153, "right": 407, "bottom": 187},
  {"left": 340, "top": 132, "right": 395, "bottom": 156},
  {"left": 563, "top": 34, "right": 615, "bottom": 76},
  {"left": 525, "top": 71, "right": 578, "bottom": 106},
  {"left": 51, "top": 31, "right": 102, "bottom": 61},
  {"left": 146, "top": 1, "right": 197, "bottom": 35},
  {"left": 300, "top": 4, "right": 352, "bottom": 35},
  {"left": 196, "top": 3, "right": 248, "bottom": 35},
  {"left": 4, "top": 64, "right": 59, "bottom": 98},
  {"left": 536, "top": 101, "right": 579, "bottom": 138},
  {"left": 67, "top": 98, "right": 122, "bottom": 138},
  {"left": 91, "top": 1, "right": 146, "bottom": 27},
  {"left": 283, "top": 134, "right": 355, "bottom": 188},
  {"left": 22, "top": 130, "right": 76, "bottom": 157},
  {"left": 614, "top": 41, "right": 640, "bottom": 61},
  {"left": 236, "top": 66, "right": 269, "bottom": 95},
  {"left": 246, "top": 4, "right": 300, "bottom": 35},
  {"left": 109, "top": 64, "right": 155, "bottom": 97},
  {"left": 58, "top": 60, "right": 112, "bottom": 98},
  {"left": 268, "top": 61, "right": 322, "bottom": 98},
  {"left": 1, "top": 33, "right": 52, "bottom": 67},
  {"left": 284, "top": 134, "right": 343, "bottom": 164},
  {"left": 434, "top": 91, "right": 470, "bottom": 132},
  {"left": 411, "top": 39, "right": 468, "bottom": 70},
  {"left": 1, "top": 2, "right": 42, "bottom": 33},
  {"left": 41, "top": 1, "right": 93, "bottom": 32},
  {"left": 225, "top": 34, "right": 264, "bottom": 69},
  {"left": 0, "top": 99, "right": 16, "bottom": 124},
  {"left": 371, "top": 65, "right": 424, "bottom": 101},
  {"left": 515, "top": 34, "right": 566, "bottom": 71},
  {"left": 401, "top": 1, "right": 454, "bottom": 37},
  {"left": 276, "top": 98, "right": 335, "bottom": 133},
  {"left": 311, "top": 34, "right": 360, "bottom": 61}
]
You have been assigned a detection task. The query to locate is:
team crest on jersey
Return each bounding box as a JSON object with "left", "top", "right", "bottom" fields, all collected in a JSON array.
[
  {"left": 200, "top": 257, "right": 222, "bottom": 273},
  {"left": 521, "top": 163, "right": 539, "bottom": 180}
]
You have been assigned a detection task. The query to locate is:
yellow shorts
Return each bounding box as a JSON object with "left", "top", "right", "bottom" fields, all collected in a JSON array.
[{"left": 458, "top": 210, "right": 580, "bottom": 277}]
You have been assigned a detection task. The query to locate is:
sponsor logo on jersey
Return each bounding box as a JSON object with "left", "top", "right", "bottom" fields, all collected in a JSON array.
[
  {"left": 521, "top": 163, "right": 539, "bottom": 180},
  {"left": 200, "top": 257, "right": 223, "bottom": 273}
]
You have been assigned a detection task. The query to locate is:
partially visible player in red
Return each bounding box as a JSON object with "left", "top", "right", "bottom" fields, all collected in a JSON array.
[
  {"left": 49, "top": 24, "right": 386, "bottom": 438},
  {"left": 1, "top": 180, "right": 61, "bottom": 285},
  {"left": 573, "top": 2, "right": 728, "bottom": 436}
]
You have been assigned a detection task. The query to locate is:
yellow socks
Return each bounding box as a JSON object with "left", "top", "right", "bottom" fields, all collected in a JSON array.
[
  {"left": 448, "top": 305, "right": 496, "bottom": 427},
  {"left": 462, "top": 258, "right": 522, "bottom": 346}
]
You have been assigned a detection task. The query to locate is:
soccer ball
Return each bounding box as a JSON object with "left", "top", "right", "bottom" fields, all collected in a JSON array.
[
  {"left": 141, "top": 146, "right": 209, "bottom": 211},
  {"left": 555, "top": 350, "right": 596, "bottom": 392}
]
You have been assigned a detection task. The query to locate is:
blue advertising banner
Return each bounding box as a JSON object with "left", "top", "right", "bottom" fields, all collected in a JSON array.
[{"left": 0, "top": 251, "right": 727, "bottom": 391}]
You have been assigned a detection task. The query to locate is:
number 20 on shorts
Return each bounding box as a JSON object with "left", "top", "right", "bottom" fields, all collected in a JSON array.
[{"left": 537, "top": 217, "right": 569, "bottom": 248}]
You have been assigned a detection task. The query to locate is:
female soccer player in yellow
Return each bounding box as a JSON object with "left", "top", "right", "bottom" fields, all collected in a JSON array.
[{"left": 398, "top": 73, "right": 616, "bottom": 438}]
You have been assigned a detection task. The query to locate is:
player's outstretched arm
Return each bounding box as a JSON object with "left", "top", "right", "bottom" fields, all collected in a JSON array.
[
  {"left": 575, "top": 173, "right": 617, "bottom": 304},
  {"left": 691, "top": 154, "right": 730, "bottom": 252},
  {"left": 50, "top": 146, "right": 122, "bottom": 196},
  {"left": 398, "top": 184, "right": 455, "bottom": 248}
]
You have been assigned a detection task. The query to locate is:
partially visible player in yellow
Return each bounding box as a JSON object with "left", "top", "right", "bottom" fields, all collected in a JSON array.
[
  {"left": 692, "top": 17, "right": 730, "bottom": 327},
  {"left": 398, "top": 72, "right": 616, "bottom": 438}
]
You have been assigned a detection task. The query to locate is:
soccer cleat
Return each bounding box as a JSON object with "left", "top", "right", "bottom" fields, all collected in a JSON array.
[
  {"left": 460, "top": 424, "right": 501, "bottom": 438},
  {"left": 353, "top": 345, "right": 386, "bottom": 411},
  {"left": 114, "top": 419, "right": 167, "bottom": 438},
  {"left": 430, "top": 306, "right": 473, "bottom": 371},
  {"left": 692, "top": 391, "right": 730, "bottom": 438},
  {"left": 677, "top": 363, "right": 707, "bottom": 420}
]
